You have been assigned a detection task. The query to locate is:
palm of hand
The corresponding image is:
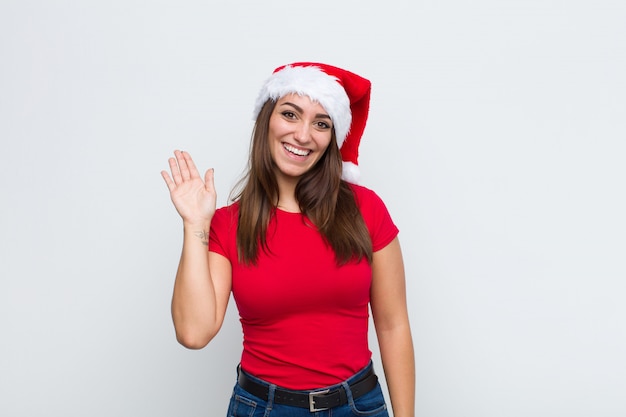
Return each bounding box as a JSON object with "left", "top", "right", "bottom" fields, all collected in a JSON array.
[{"left": 161, "top": 150, "right": 217, "bottom": 225}]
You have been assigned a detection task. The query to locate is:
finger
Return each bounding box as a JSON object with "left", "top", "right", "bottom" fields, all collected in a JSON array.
[
  {"left": 161, "top": 170, "right": 176, "bottom": 192},
  {"left": 182, "top": 151, "right": 202, "bottom": 180},
  {"left": 175, "top": 150, "right": 192, "bottom": 181},
  {"left": 168, "top": 156, "right": 183, "bottom": 185}
]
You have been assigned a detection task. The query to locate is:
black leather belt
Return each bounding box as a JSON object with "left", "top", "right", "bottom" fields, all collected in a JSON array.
[{"left": 237, "top": 367, "right": 378, "bottom": 412}]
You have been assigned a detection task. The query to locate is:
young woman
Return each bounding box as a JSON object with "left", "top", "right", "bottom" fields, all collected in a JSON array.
[{"left": 162, "top": 62, "right": 415, "bottom": 416}]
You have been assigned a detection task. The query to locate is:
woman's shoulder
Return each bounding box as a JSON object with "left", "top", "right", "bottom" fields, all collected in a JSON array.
[
  {"left": 215, "top": 201, "right": 240, "bottom": 213},
  {"left": 347, "top": 182, "right": 386, "bottom": 206},
  {"left": 212, "top": 201, "right": 240, "bottom": 226},
  {"left": 347, "top": 182, "right": 398, "bottom": 248}
]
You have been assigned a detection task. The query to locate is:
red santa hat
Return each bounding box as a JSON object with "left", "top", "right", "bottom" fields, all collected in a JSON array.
[{"left": 253, "top": 62, "right": 371, "bottom": 183}]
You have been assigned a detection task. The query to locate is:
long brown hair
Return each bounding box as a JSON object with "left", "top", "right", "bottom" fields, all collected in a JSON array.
[{"left": 231, "top": 99, "right": 372, "bottom": 266}]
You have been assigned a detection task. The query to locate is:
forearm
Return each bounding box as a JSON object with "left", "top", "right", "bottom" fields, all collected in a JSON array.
[
  {"left": 377, "top": 323, "right": 415, "bottom": 417},
  {"left": 171, "top": 222, "right": 218, "bottom": 348}
]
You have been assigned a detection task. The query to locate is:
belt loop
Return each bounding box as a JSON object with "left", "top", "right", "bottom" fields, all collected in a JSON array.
[
  {"left": 266, "top": 383, "right": 276, "bottom": 411},
  {"left": 341, "top": 380, "right": 355, "bottom": 406}
]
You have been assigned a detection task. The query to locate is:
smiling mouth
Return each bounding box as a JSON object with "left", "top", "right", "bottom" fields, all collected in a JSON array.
[{"left": 283, "top": 143, "right": 311, "bottom": 157}]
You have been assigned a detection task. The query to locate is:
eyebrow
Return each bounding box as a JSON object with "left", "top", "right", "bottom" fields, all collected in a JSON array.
[{"left": 280, "top": 102, "right": 331, "bottom": 120}]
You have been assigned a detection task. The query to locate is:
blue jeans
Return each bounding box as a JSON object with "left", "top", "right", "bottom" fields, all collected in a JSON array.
[{"left": 226, "top": 362, "right": 389, "bottom": 416}]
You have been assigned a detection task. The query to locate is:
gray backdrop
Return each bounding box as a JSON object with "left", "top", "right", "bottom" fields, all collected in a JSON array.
[{"left": 1, "top": 1, "right": 625, "bottom": 416}]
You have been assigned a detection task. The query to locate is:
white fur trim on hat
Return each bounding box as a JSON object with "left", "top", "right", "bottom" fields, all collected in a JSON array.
[{"left": 253, "top": 65, "right": 352, "bottom": 148}]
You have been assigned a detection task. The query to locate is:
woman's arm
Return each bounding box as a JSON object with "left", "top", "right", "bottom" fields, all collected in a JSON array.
[
  {"left": 370, "top": 237, "right": 415, "bottom": 417},
  {"left": 171, "top": 227, "right": 232, "bottom": 349},
  {"left": 162, "top": 150, "right": 232, "bottom": 349}
]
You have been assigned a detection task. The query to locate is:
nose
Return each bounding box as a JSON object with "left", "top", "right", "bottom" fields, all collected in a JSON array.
[{"left": 293, "top": 121, "right": 311, "bottom": 144}]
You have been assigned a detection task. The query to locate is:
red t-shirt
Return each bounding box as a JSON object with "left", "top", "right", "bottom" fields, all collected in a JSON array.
[{"left": 208, "top": 184, "right": 398, "bottom": 389}]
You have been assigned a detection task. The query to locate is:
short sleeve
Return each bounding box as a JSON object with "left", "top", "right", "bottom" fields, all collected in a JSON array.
[
  {"left": 208, "top": 204, "right": 238, "bottom": 261},
  {"left": 351, "top": 184, "right": 399, "bottom": 252}
]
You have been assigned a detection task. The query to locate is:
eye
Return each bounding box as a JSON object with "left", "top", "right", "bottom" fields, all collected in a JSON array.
[
  {"left": 315, "top": 120, "right": 331, "bottom": 130},
  {"left": 281, "top": 111, "right": 296, "bottom": 119}
]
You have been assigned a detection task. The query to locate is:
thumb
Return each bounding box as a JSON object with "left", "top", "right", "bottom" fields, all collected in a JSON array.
[{"left": 204, "top": 168, "right": 215, "bottom": 193}]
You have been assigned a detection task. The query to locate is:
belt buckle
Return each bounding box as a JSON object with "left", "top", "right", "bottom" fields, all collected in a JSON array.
[{"left": 309, "top": 389, "right": 330, "bottom": 412}]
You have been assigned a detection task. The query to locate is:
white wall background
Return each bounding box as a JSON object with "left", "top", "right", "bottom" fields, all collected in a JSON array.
[{"left": 1, "top": 1, "right": 624, "bottom": 416}]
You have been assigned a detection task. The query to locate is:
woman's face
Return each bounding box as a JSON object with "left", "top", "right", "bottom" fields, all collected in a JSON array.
[{"left": 268, "top": 93, "right": 333, "bottom": 183}]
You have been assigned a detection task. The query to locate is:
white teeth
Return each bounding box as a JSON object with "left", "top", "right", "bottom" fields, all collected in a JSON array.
[{"left": 284, "top": 144, "right": 310, "bottom": 156}]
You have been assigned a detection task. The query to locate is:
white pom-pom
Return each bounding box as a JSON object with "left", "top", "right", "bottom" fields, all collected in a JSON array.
[{"left": 341, "top": 161, "right": 360, "bottom": 184}]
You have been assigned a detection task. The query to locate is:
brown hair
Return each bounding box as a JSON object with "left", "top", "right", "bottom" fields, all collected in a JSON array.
[{"left": 231, "top": 100, "right": 372, "bottom": 266}]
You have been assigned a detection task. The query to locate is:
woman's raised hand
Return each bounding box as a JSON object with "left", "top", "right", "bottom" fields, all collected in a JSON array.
[{"left": 161, "top": 150, "right": 217, "bottom": 226}]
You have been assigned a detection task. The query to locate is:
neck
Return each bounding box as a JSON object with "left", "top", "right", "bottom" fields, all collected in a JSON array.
[
  {"left": 276, "top": 191, "right": 300, "bottom": 213},
  {"left": 275, "top": 174, "right": 300, "bottom": 213}
]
